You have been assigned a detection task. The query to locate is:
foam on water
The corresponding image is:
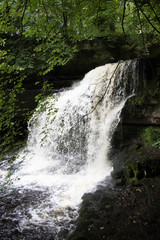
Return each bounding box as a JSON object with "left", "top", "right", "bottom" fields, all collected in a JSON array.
[{"left": 2, "top": 60, "right": 138, "bottom": 238}]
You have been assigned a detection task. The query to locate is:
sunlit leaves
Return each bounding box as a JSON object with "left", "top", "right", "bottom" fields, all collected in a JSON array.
[{"left": 0, "top": 0, "right": 160, "bottom": 158}]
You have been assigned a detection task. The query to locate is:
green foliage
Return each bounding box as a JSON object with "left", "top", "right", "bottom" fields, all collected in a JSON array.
[
  {"left": 0, "top": 42, "right": 29, "bottom": 157},
  {"left": 127, "top": 162, "right": 140, "bottom": 184},
  {"left": 141, "top": 127, "right": 160, "bottom": 149},
  {"left": 0, "top": 76, "right": 29, "bottom": 157},
  {"left": 0, "top": 0, "right": 160, "bottom": 160},
  {"left": 134, "top": 96, "right": 145, "bottom": 106},
  {"left": 29, "top": 94, "right": 58, "bottom": 147},
  {"left": 0, "top": 0, "right": 76, "bottom": 158}
]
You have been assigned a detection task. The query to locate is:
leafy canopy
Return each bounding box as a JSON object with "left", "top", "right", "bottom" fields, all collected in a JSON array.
[{"left": 0, "top": 0, "right": 160, "bottom": 157}]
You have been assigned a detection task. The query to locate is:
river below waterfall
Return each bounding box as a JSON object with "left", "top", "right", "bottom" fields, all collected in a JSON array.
[{"left": 0, "top": 60, "right": 138, "bottom": 240}]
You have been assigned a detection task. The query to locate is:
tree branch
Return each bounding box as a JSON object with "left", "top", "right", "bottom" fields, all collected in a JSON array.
[
  {"left": 20, "top": 0, "right": 28, "bottom": 35},
  {"left": 134, "top": 0, "right": 146, "bottom": 53},
  {"left": 96, "top": 0, "right": 102, "bottom": 19},
  {"left": 134, "top": 0, "right": 160, "bottom": 34},
  {"left": 42, "top": 0, "right": 49, "bottom": 23},
  {"left": 74, "top": 61, "right": 122, "bottom": 128},
  {"left": 122, "top": 0, "right": 127, "bottom": 39},
  {"left": 146, "top": 0, "right": 160, "bottom": 25}
]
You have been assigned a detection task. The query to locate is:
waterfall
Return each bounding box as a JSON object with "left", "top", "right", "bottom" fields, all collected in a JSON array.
[{"left": 2, "top": 59, "right": 138, "bottom": 239}]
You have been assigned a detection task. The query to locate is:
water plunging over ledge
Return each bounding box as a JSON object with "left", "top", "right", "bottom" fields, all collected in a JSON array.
[{"left": 1, "top": 60, "right": 138, "bottom": 239}]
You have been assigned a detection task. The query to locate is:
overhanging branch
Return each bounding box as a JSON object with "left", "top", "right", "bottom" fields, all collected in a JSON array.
[
  {"left": 134, "top": 0, "right": 160, "bottom": 34},
  {"left": 122, "top": 0, "right": 127, "bottom": 39},
  {"left": 134, "top": 0, "right": 146, "bottom": 52}
]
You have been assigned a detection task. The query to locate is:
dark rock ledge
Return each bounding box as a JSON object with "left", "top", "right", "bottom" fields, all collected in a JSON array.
[
  {"left": 68, "top": 140, "right": 160, "bottom": 240},
  {"left": 68, "top": 56, "right": 160, "bottom": 240},
  {"left": 68, "top": 176, "right": 160, "bottom": 240}
]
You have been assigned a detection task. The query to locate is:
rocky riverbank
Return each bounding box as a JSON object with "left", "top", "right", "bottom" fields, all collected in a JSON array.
[
  {"left": 68, "top": 138, "right": 160, "bottom": 240},
  {"left": 68, "top": 57, "right": 160, "bottom": 240},
  {"left": 68, "top": 176, "right": 160, "bottom": 240},
  {"left": 1, "top": 56, "right": 160, "bottom": 240}
]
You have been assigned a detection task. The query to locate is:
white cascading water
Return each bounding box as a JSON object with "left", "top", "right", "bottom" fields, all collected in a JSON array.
[{"left": 3, "top": 60, "right": 138, "bottom": 239}]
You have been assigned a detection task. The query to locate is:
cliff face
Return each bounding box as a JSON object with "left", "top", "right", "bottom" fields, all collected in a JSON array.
[
  {"left": 69, "top": 57, "right": 160, "bottom": 240},
  {"left": 122, "top": 58, "right": 160, "bottom": 126},
  {"left": 9, "top": 43, "right": 160, "bottom": 240},
  {"left": 112, "top": 57, "right": 160, "bottom": 180}
]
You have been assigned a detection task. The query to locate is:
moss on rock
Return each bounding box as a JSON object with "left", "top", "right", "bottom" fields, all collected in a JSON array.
[{"left": 122, "top": 141, "right": 160, "bottom": 185}]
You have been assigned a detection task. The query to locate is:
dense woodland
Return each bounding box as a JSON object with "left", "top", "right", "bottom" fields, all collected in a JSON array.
[{"left": 0, "top": 0, "right": 160, "bottom": 157}]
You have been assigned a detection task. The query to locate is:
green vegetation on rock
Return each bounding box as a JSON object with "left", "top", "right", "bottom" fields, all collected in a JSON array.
[
  {"left": 141, "top": 127, "right": 160, "bottom": 149},
  {"left": 0, "top": 0, "right": 160, "bottom": 158}
]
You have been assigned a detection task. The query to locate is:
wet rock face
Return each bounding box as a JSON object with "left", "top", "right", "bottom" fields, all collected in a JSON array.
[
  {"left": 68, "top": 58, "right": 160, "bottom": 240},
  {"left": 121, "top": 102, "right": 160, "bottom": 126},
  {"left": 124, "top": 144, "right": 160, "bottom": 181},
  {"left": 112, "top": 125, "right": 160, "bottom": 184},
  {"left": 69, "top": 179, "right": 160, "bottom": 240},
  {"left": 142, "top": 104, "right": 160, "bottom": 125},
  {"left": 121, "top": 58, "right": 160, "bottom": 126}
]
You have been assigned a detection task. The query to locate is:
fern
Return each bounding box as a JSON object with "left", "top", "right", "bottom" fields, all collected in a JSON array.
[{"left": 141, "top": 127, "right": 160, "bottom": 149}]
